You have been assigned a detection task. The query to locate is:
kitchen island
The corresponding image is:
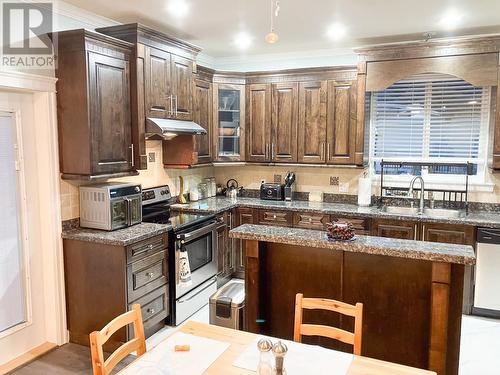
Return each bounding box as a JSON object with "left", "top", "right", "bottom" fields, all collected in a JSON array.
[{"left": 229, "top": 224, "right": 475, "bottom": 375}]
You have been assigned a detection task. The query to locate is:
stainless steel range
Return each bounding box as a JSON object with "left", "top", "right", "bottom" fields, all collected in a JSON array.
[{"left": 141, "top": 185, "right": 220, "bottom": 325}]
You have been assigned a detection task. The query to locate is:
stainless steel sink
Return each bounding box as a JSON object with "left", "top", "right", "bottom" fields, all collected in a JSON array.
[
  {"left": 423, "top": 208, "right": 466, "bottom": 218},
  {"left": 380, "top": 206, "right": 420, "bottom": 215}
]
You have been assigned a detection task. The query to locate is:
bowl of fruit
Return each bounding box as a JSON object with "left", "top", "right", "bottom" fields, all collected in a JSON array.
[{"left": 326, "top": 220, "right": 356, "bottom": 241}]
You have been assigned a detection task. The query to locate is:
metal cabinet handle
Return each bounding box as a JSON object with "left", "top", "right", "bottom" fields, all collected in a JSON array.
[
  {"left": 327, "top": 143, "right": 331, "bottom": 161},
  {"left": 309, "top": 217, "right": 313, "bottom": 222},
  {"left": 271, "top": 143, "right": 275, "bottom": 160},
  {"left": 169, "top": 95, "right": 174, "bottom": 117},
  {"left": 273, "top": 215, "right": 277, "bottom": 219},
  {"left": 414, "top": 224, "right": 418, "bottom": 241},
  {"left": 130, "top": 144, "right": 134, "bottom": 167},
  {"left": 320, "top": 142, "right": 325, "bottom": 161},
  {"left": 146, "top": 272, "right": 154, "bottom": 279},
  {"left": 148, "top": 244, "right": 153, "bottom": 250},
  {"left": 174, "top": 95, "right": 178, "bottom": 117},
  {"left": 422, "top": 225, "right": 426, "bottom": 241}
]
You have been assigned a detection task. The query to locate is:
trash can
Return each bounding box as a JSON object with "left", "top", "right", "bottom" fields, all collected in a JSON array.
[{"left": 209, "top": 279, "right": 245, "bottom": 330}]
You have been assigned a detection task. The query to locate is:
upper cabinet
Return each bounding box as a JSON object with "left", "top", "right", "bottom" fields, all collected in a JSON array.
[
  {"left": 192, "top": 68, "right": 214, "bottom": 164},
  {"left": 213, "top": 83, "right": 246, "bottom": 161},
  {"left": 246, "top": 84, "right": 271, "bottom": 162},
  {"left": 53, "top": 29, "right": 137, "bottom": 180},
  {"left": 272, "top": 82, "right": 299, "bottom": 162}
]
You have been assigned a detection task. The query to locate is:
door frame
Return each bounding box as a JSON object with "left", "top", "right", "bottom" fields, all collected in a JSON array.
[{"left": 0, "top": 70, "right": 67, "bottom": 348}]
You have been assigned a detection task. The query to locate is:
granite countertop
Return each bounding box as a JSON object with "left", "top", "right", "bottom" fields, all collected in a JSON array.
[
  {"left": 62, "top": 222, "right": 172, "bottom": 246},
  {"left": 229, "top": 224, "right": 476, "bottom": 265},
  {"left": 171, "top": 196, "right": 500, "bottom": 228}
]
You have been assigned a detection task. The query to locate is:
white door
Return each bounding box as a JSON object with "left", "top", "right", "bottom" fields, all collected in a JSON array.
[{"left": 0, "top": 92, "right": 54, "bottom": 365}]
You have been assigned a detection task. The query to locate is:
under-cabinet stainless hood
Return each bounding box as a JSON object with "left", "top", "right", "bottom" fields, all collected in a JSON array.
[{"left": 146, "top": 117, "right": 206, "bottom": 140}]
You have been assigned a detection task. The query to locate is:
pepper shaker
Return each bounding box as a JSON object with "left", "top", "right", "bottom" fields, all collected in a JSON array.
[
  {"left": 272, "top": 341, "right": 288, "bottom": 374},
  {"left": 256, "top": 339, "right": 273, "bottom": 375}
]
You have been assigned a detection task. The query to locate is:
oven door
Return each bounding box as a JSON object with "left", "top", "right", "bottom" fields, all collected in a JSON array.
[{"left": 175, "top": 220, "right": 218, "bottom": 299}]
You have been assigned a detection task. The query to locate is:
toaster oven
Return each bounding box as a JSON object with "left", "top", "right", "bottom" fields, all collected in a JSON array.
[
  {"left": 260, "top": 183, "right": 284, "bottom": 201},
  {"left": 79, "top": 183, "right": 142, "bottom": 231}
]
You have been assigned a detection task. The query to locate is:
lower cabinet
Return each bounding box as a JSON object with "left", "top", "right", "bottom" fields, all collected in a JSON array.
[
  {"left": 234, "top": 207, "right": 256, "bottom": 278},
  {"left": 293, "top": 212, "right": 330, "bottom": 230},
  {"left": 371, "top": 219, "right": 419, "bottom": 240},
  {"left": 421, "top": 222, "right": 475, "bottom": 245},
  {"left": 216, "top": 211, "right": 235, "bottom": 287},
  {"left": 63, "top": 233, "right": 169, "bottom": 351}
]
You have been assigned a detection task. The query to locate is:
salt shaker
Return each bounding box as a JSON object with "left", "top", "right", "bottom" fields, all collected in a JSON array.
[
  {"left": 272, "top": 341, "right": 288, "bottom": 374},
  {"left": 256, "top": 339, "right": 273, "bottom": 375}
]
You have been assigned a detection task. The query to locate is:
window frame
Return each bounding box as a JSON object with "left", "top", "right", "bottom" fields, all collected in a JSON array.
[{"left": 368, "top": 74, "right": 492, "bottom": 188}]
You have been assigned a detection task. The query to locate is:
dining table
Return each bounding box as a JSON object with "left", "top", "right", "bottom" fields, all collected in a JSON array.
[{"left": 118, "top": 320, "right": 436, "bottom": 374}]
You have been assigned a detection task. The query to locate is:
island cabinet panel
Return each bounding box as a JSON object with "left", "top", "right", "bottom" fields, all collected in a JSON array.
[
  {"left": 144, "top": 46, "right": 172, "bottom": 118},
  {"left": 216, "top": 211, "right": 234, "bottom": 287},
  {"left": 234, "top": 208, "right": 257, "bottom": 278},
  {"left": 271, "top": 82, "right": 298, "bottom": 162},
  {"left": 193, "top": 78, "right": 212, "bottom": 164},
  {"left": 371, "top": 218, "right": 418, "bottom": 240},
  {"left": 297, "top": 81, "right": 328, "bottom": 163},
  {"left": 246, "top": 84, "right": 272, "bottom": 162},
  {"left": 326, "top": 81, "right": 357, "bottom": 164},
  {"left": 292, "top": 212, "right": 330, "bottom": 230}
]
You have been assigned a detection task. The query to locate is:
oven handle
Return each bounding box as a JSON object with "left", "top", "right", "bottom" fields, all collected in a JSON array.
[
  {"left": 125, "top": 198, "right": 132, "bottom": 226},
  {"left": 176, "top": 220, "right": 218, "bottom": 242},
  {"left": 178, "top": 277, "right": 217, "bottom": 304}
]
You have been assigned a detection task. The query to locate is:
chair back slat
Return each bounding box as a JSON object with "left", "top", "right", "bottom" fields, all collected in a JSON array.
[
  {"left": 293, "top": 293, "right": 363, "bottom": 356},
  {"left": 89, "top": 304, "right": 146, "bottom": 375}
]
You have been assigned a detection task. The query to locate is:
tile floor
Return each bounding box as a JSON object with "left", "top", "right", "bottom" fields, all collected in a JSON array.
[{"left": 8, "top": 309, "right": 500, "bottom": 374}]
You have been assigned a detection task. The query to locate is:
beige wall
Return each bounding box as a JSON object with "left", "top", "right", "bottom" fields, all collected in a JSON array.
[{"left": 60, "top": 140, "right": 215, "bottom": 221}]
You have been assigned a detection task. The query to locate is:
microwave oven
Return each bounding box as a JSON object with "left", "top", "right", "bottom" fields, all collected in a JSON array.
[{"left": 79, "top": 183, "right": 142, "bottom": 231}]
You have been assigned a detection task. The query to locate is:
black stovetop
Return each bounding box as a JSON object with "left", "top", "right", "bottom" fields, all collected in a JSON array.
[{"left": 142, "top": 202, "right": 212, "bottom": 231}]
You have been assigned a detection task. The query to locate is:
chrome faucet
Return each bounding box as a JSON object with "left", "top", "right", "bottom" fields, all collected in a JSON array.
[{"left": 409, "top": 176, "right": 425, "bottom": 214}]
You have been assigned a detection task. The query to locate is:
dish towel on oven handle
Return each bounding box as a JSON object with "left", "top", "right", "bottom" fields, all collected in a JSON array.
[{"left": 179, "top": 240, "right": 192, "bottom": 287}]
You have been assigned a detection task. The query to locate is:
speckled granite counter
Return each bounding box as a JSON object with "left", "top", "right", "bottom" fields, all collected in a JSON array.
[
  {"left": 230, "top": 223, "right": 475, "bottom": 265},
  {"left": 172, "top": 196, "right": 500, "bottom": 228},
  {"left": 62, "top": 222, "right": 172, "bottom": 246}
]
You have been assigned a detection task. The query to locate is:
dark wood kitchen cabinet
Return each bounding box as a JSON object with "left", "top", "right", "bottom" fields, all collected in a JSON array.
[
  {"left": 271, "top": 82, "right": 298, "bottom": 162},
  {"left": 63, "top": 233, "right": 169, "bottom": 351},
  {"left": 233, "top": 207, "right": 256, "bottom": 278},
  {"left": 193, "top": 77, "right": 213, "bottom": 164},
  {"left": 422, "top": 222, "right": 475, "bottom": 245},
  {"left": 326, "top": 81, "right": 357, "bottom": 164},
  {"left": 371, "top": 218, "right": 419, "bottom": 240},
  {"left": 297, "top": 80, "right": 328, "bottom": 164},
  {"left": 53, "top": 29, "right": 137, "bottom": 180},
  {"left": 246, "top": 83, "right": 271, "bottom": 162},
  {"left": 216, "top": 211, "right": 235, "bottom": 287}
]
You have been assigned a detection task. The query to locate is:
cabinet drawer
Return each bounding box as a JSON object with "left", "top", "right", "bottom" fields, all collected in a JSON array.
[
  {"left": 258, "top": 209, "right": 293, "bottom": 227},
  {"left": 128, "top": 286, "right": 169, "bottom": 339},
  {"left": 332, "top": 216, "right": 370, "bottom": 234},
  {"left": 126, "top": 234, "right": 168, "bottom": 264},
  {"left": 127, "top": 250, "right": 168, "bottom": 302},
  {"left": 293, "top": 212, "right": 330, "bottom": 230}
]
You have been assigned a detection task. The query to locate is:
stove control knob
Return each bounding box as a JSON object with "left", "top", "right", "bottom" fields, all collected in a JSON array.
[
  {"left": 161, "top": 190, "right": 167, "bottom": 195},
  {"left": 134, "top": 186, "right": 140, "bottom": 193}
]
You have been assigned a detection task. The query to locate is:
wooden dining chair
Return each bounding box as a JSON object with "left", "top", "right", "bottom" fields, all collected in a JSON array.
[
  {"left": 89, "top": 304, "right": 146, "bottom": 375},
  {"left": 293, "top": 293, "right": 363, "bottom": 355}
]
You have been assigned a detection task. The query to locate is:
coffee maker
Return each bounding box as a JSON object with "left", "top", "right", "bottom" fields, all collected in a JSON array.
[{"left": 284, "top": 171, "right": 296, "bottom": 201}]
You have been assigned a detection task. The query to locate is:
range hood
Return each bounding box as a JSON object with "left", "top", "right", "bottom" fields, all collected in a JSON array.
[{"left": 146, "top": 117, "right": 207, "bottom": 140}]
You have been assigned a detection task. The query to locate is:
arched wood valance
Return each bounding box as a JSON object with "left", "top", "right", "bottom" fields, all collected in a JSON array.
[{"left": 366, "top": 53, "right": 499, "bottom": 91}]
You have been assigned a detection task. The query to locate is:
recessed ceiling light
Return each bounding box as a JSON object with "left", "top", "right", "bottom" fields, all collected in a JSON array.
[
  {"left": 439, "top": 9, "right": 463, "bottom": 30},
  {"left": 327, "top": 22, "right": 347, "bottom": 41},
  {"left": 166, "top": 0, "right": 190, "bottom": 18},
  {"left": 233, "top": 32, "right": 253, "bottom": 50}
]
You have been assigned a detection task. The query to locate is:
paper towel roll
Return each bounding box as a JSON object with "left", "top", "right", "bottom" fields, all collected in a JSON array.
[{"left": 357, "top": 177, "right": 372, "bottom": 206}]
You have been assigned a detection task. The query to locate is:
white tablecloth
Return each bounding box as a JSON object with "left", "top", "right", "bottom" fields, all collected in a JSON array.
[
  {"left": 233, "top": 336, "right": 353, "bottom": 375},
  {"left": 119, "top": 331, "right": 230, "bottom": 375}
]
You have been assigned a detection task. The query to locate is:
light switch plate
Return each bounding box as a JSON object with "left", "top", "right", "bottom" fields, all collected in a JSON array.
[
  {"left": 339, "top": 182, "right": 349, "bottom": 193},
  {"left": 148, "top": 152, "right": 156, "bottom": 162}
]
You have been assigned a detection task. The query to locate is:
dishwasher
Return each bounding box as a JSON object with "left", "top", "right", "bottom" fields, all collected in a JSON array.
[{"left": 473, "top": 227, "right": 500, "bottom": 318}]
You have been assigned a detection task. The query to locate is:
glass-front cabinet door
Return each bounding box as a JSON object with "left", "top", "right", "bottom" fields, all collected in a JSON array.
[{"left": 214, "top": 84, "right": 245, "bottom": 161}]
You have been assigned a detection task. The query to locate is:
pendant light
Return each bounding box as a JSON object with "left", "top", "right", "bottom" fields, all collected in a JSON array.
[{"left": 265, "top": 0, "right": 280, "bottom": 44}]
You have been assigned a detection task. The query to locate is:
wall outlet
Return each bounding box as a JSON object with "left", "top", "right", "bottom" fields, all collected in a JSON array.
[
  {"left": 274, "top": 174, "right": 282, "bottom": 183},
  {"left": 148, "top": 152, "right": 156, "bottom": 163},
  {"left": 330, "top": 176, "right": 339, "bottom": 186},
  {"left": 339, "top": 182, "right": 349, "bottom": 193},
  {"left": 261, "top": 179, "right": 266, "bottom": 185}
]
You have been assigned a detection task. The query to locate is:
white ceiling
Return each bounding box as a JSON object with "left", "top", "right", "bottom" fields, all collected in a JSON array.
[{"left": 63, "top": 0, "right": 500, "bottom": 58}]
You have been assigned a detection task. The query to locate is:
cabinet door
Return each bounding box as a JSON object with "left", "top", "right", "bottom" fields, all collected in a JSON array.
[
  {"left": 246, "top": 84, "right": 271, "bottom": 162},
  {"left": 371, "top": 219, "right": 419, "bottom": 240},
  {"left": 216, "top": 218, "right": 228, "bottom": 287},
  {"left": 327, "top": 81, "right": 357, "bottom": 164},
  {"left": 88, "top": 52, "right": 132, "bottom": 174},
  {"left": 293, "top": 212, "right": 330, "bottom": 230},
  {"left": 144, "top": 47, "right": 171, "bottom": 118},
  {"left": 234, "top": 208, "right": 256, "bottom": 278},
  {"left": 298, "top": 81, "right": 327, "bottom": 163},
  {"left": 272, "top": 82, "right": 298, "bottom": 162},
  {"left": 171, "top": 55, "right": 193, "bottom": 120},
  {"left": 422, "top": 223, "right": 475, "bottom": 245},
  {"left": 193, "top": 79, "right": 212, "bottom": 164},
  {"left": 258, "top": 209, "right": 293, "bottom": 227}
]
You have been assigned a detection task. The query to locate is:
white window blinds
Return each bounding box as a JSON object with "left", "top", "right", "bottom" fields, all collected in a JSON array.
[{"left": 371, "top": 73, "right": 490, "bottom": 163}]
